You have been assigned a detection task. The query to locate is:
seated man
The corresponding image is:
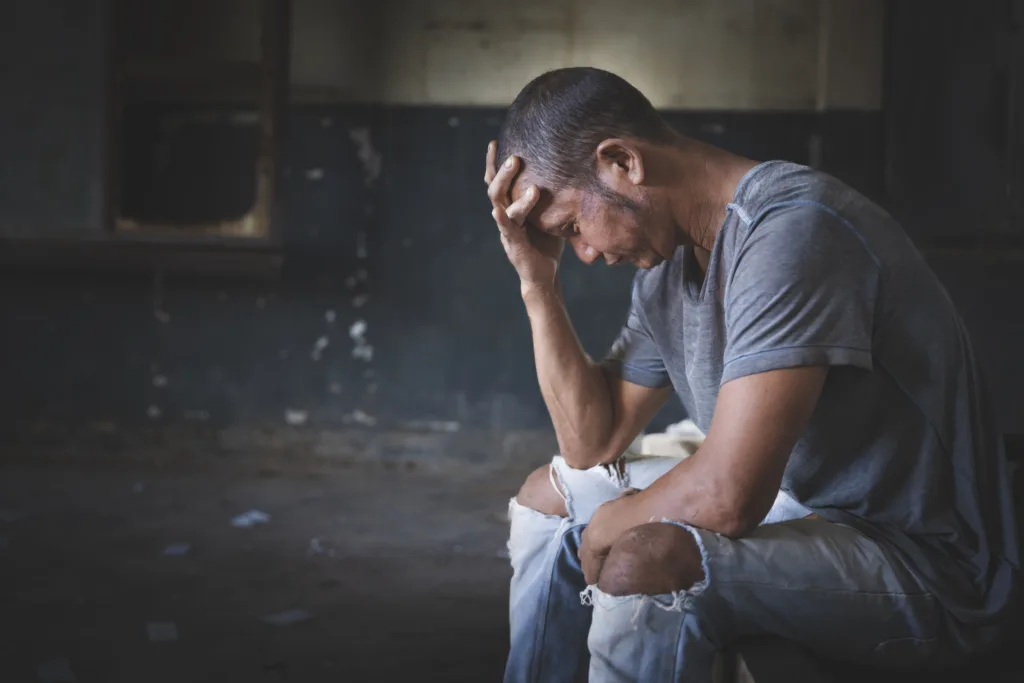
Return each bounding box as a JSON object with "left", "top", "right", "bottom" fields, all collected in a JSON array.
[{"left": 485, "top": 67, "right": 1020, "bottom": 683}]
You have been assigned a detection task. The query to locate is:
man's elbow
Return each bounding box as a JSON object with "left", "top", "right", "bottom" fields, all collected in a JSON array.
[
  {"left": 560, "top": 448, "right": 616, "bottom": 471},
  {"left": 561, "top": 444, "right": 622, "bottom": 471},
  {"left": 713, "top": 513, "right": 760, "bottom": 539}
]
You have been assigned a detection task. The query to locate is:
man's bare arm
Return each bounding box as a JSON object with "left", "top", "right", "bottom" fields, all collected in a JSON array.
[
  {"left": 596, "top": 365, "right": 828, "bottom": 540},
  {"left": 485, "top": 142, "right": 669, "bottom": 468},
  {"left": 522, "top": 284, "right": 671, "bottom": 468}
]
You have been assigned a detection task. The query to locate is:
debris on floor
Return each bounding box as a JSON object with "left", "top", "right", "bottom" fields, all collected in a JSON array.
[
  {"left": 262, "top": 609, "right": 313, "bottom": 626},
  {"left": 231, "top": 510, "right": 270, "bottom": 527},
  {"left": 307, "top": 537, "right": 336, "bottom": 557},
  {"left": 162, "top": 543, "right": 191, "bottom": 557},
  {"left": 146, "top": 621, "right": 179, "bottom": 642},
  {"left": 284, "top": 409, "right": 308, "bottom": 426},
  {"left": 36, "top": 657, "right": 76, "bottom": 682},
  {"left": 343, "top": 409, "right": 377, "bottom": 427},
  {"left": 402, "top": 419, "right": 461, "bottom": 433}
]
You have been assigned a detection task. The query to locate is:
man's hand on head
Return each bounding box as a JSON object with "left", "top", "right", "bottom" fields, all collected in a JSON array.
[{"left": 484, "top": 141, "right": 565, "bottom": 294}]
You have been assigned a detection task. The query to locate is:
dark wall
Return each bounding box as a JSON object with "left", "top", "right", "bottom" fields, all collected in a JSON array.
[
  {"left": 0, "top": 0, "right": 108, "bottom": 239},
  {"left": 883, "top": 0, "right": 1024, "bottom": 432},
  {"left": 884, "top": 0, "right": 1023, "bottom": 246},
  {"left": 0, "top": 106, "right": 882, "bottom": 434}
]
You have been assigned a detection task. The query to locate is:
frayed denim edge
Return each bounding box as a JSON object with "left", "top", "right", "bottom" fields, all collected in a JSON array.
[{"left": 579, "top": 518, "right": 711, "bottom": 619}]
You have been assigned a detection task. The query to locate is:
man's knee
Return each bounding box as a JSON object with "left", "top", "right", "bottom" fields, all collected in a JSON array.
[
  {"left": 597, "top": 522, "right": 705, "bottom": 596},
  {"left": 515, "top": 464, "right": 567, "bottom": 517}
]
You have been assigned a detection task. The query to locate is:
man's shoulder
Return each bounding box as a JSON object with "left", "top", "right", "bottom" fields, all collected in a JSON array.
[{"left": 730, "top": 161, "right": 855, "bottom": 227}]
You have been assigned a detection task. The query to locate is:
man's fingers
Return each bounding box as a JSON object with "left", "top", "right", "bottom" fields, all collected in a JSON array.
[
  {"left": 487, "top": 154, "right": 520, "bottom": 207},
  {"left": 484, "top": 140, "right": 497, "bottom": 185},
  {"left": 505, "top": 185, "right": 539, "bottom": 225},
  {"left": 491, "top": 205, "right": 527, "bottom": 243}
]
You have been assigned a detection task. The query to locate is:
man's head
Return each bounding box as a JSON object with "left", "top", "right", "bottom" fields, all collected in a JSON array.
[{"left": 496, "top": 67, "right": 681, "bottom": 268}]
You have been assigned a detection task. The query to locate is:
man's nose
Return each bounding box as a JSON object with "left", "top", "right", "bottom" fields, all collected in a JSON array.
[{"left": 570, "top": 236, "right": 601, "bottom": 265}]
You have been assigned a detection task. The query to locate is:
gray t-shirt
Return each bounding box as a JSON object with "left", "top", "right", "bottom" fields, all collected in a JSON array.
[{"left": 609, "top": 161, "right": 1019, "bottom": 633}]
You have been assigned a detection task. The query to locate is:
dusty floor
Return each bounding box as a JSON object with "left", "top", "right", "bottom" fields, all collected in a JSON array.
[{"left": 0, "top": 456, "right": 537, "bottom": 682}]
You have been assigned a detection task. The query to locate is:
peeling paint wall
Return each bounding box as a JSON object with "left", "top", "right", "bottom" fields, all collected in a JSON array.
[{"left": 1, "top": 107, "right": 889, "bottom": 435}]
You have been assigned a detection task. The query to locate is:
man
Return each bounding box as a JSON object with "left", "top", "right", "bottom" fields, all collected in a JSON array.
[{"left": 485, "top": 67, "right": 1020, "bottom": 683}]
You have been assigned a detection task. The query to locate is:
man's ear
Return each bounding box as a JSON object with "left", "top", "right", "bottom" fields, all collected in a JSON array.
[{"left": 595, "top": 139, "right": 645, "bottom": 188}]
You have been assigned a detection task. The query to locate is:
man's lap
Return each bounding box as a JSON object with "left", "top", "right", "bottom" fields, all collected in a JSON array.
[{"left": 531, "top": 453, "right": 964, "bottom": 668}]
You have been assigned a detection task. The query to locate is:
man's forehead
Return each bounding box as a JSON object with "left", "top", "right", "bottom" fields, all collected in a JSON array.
[{"left": 511, "top": 172, "right": 579, "bottom": 231}]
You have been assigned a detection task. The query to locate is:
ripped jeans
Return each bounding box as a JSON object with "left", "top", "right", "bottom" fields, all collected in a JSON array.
[{"left": 505, "top": 453, "right": 959, "bottom": 683}]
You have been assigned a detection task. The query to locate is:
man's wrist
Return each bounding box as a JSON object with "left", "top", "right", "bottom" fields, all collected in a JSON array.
[{"left": 520, "top": 280, "right": 561, "bottom": 304}]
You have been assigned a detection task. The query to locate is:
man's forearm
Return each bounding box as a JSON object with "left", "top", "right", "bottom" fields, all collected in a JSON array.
[{"left": 522, "top": 283, "right": 616, "bottom": 468}]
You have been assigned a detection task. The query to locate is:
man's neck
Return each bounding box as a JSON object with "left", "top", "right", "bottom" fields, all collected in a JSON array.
[{"left": 668, "top": 139, "right": 757, "bottom": 262}]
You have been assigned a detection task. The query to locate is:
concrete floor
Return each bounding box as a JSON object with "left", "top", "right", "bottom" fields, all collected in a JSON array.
[{"left": 0, "top": 457, "right": 534, "bottom": 682}]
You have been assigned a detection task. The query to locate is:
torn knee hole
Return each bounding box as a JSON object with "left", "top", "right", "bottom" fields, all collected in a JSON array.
[
  {"left": 597, "top": 522, "right": 705, "bottom": 597},
  {"left": 515, "top": 464, "right": 568, "bottom": 517}
]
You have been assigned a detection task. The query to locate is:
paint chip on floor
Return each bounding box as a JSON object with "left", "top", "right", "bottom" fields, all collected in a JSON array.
[
  {"left": 162, "top": 543, "right": 191, "bottom": 557},
  {"left": 147, "top": 621, "right": 179, "bottom": 642},
  {"left": 262, "top": 609, "right": 313, "bottom": 626},
  {"left": 307, "top": 537, "right": 336, "bottom": 558},
  {"left": 36, "top": 657, "right": 75, "bottom": 681},
  {"left": 231, "top": 510, "right": 270, "bottom": 527}
]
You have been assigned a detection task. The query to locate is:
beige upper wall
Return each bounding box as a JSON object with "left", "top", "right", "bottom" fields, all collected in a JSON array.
[{"left": 141, "top": 0, "right": 884, "bottom": 110}]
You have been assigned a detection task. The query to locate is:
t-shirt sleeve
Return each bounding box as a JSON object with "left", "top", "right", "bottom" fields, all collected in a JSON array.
[
  {"left": 721, "top": 204, "right": 881, "bottom": 385},
  {"left": 602, "top": 275, "right": 672, "bottom": 388}
]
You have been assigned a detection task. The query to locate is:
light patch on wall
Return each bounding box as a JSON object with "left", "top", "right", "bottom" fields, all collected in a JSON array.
[
  {"left": 349, "top": 319, "right": 374, "bottom": 362},
  {"left": 311, "top": 335, "right": 330, "bottom": 361},
  {"left": 292, "top": 0, "right": 881, "bottom": 111},
  {"left": 348, "top": 127, "right": 382, "bottom": 185}
]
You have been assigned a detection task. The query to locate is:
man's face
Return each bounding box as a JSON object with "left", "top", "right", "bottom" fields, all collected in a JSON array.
[{"left": 510, "top": 172, "right": 672, "bottom": 269}]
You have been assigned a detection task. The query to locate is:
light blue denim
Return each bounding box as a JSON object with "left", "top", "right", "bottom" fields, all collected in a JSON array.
[{"left": 505, "top": 454, "right": 968, "bottom": 683}]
